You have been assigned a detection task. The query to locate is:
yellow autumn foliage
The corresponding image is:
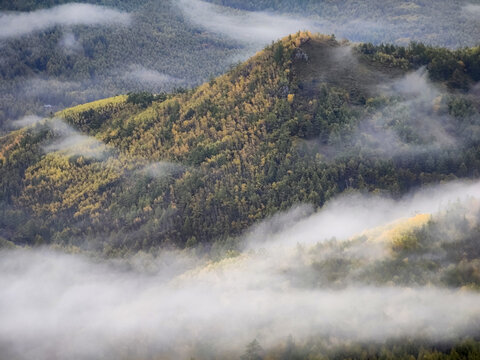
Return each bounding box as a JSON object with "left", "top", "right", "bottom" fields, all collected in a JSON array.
[{"left": 359, "top": 213, "right": 431, "bottom": 244}]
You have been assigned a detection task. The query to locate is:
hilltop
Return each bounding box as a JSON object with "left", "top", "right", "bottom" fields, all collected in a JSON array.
[{"left": 1, "top": 32, "right": 480, "bottom": 253}]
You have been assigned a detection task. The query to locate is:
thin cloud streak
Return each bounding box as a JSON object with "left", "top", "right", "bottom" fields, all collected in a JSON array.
[
  {"left": 463, "top": 4, "right": 480, "bottom": 15},
  {"left": 123, "top": 65, "right": 183, "bottom": 89},
  {"left": 177, "top": 0, "right": 314, "bottom": 45},
  {"left": 244, "top": 180, "right": 480, "bottom": 250},
  {"left": 42, "top": 118, "right": 112, "bottom": 160},
  {"left": 0, "top": 3, "right": 131, "bottom": 39},
  {"left": 141, "top": 161, "right": 185, "bottom": 178},
  {"left": 177, "top": 0, "right": 387, "bottom": 46}
]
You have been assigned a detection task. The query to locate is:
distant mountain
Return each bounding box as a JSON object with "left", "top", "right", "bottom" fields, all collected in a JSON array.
[
  {"left": 206, "top": 0, "right": 480, "bottom": 47},
  {"left": 0, "top": 0, "right": 244, "bottom": 132},
  {"left": 1, "top": 32, "right": 479, "bottom": 253},
  {"left": 2, "top": 0, "right": 479, "bottom": 136}
]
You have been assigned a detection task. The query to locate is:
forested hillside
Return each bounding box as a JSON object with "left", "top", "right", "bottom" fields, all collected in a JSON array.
[
  {"left": 2, "top": 0, "right": 479, "bottom": 135},
  {"left": 1, "top": 32, "right": 479, "bottom": 253}
]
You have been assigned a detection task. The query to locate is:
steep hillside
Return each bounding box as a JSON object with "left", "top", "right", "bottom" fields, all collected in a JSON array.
[{"left": 1, "top": 32, "right": 480, "bottom": 253}]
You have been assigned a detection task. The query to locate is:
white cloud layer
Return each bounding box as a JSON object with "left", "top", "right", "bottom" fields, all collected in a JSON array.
[
  {"left": 9, "top": 114, "right": 43, "bottom": 129},
  {"left": 244, "top": 180, "right": 480, "bottom": 250},
  {"left": 177, "top": 0, "right": 314, "bottom": 45},
  {"left": 42, "top": 118, "right": 111, "bottom": 160}
]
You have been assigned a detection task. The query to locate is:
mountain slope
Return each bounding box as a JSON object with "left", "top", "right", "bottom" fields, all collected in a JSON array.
[{"left": 1, "top": 32, "right": 480, "bottom": 253}]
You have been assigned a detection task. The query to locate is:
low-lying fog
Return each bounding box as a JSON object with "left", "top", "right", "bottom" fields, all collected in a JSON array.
[{"left": 1, "top": 180, "right": 480, "bottom": 359}]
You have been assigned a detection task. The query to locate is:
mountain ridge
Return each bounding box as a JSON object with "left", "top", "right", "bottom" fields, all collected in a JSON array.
[{"left": 1, "top": 32, "right": 479, "bottom": 253}]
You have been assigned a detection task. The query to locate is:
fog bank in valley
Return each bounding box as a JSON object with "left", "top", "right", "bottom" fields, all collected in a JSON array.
[{"left": 1, "top": 180, "right": 480, "bottom": 359}]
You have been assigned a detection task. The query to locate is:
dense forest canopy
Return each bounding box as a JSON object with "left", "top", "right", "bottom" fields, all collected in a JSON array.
[{"left": 1, "top": 32, "right": 479, "bottom": 253}]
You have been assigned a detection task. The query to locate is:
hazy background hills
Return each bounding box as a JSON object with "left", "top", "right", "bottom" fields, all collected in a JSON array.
[{"left": 1, "top": 0, "right": 479, "bottom": 133}]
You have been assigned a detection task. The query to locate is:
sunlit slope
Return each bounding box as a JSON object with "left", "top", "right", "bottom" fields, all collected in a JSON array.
[
  {"left": 360, "top": 213, "right": 431, "bottom": 245},
  {"left": 175, "top": 198, "right": 480, "bottom": 290},
  {"left": 1, "top": 32, "right": 479, "bottom": 251}
]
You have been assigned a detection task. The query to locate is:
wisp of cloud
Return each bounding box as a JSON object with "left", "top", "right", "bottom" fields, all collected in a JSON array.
[
  {"left": 177, "top": 0, "right": 315, "bottom": 45},
  {"left": 463, "top": 4, "right": 480, "bottom": 16},
  {"left": 0, "top": 3, "right": 131, "bottom": 39},
  {"left": 123, "top": 65, "right": 182, "bottom": 91},
  {"left": 58, "top": 31, "right": 83, "bottom": 54},
  {"left": 315, "top": 66, "right": 463, "bottom": 160},
  {"left": 9, "top": 114, "right": 43, "bottom": 129}
]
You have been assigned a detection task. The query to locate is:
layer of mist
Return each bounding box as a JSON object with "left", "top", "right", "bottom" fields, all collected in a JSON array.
[
  {"left": 177, "top": 0, "right": 317, "bottom": 45},
  {"left": 21, "top": 117, "right": 113, "bottom": 160},
  {"left": 244, "top": 180, "right": 480, "bottom": 249},
  {"left": 463, "top": 3, "right": 480, "bottom": 15},
  {"left": 123, "top": 65, "right": 184, "bottom": 91},
  {"left": 1, "top": 180, "right": 480, "bottom": 359},
  {"left": 361, "top": 67, "right": 457, "bottom": 156},
  {"left": 58, "top": 31, "right": 83, "bottom": 54},
  {"left": 10, "top": 114, "right": 43, "bottom": 129}
]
